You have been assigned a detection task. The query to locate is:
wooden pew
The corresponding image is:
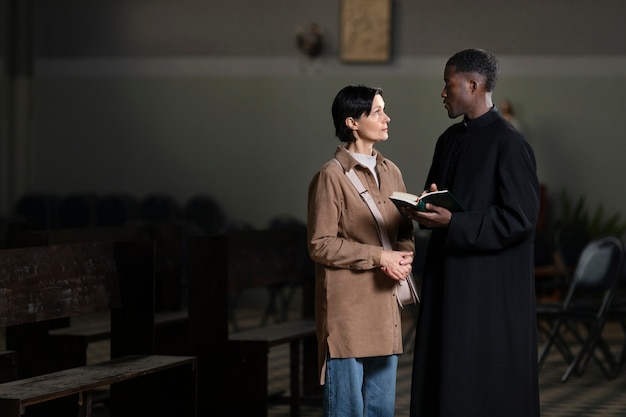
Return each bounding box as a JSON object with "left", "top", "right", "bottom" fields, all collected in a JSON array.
[
  {"left": 6, "top": 223, "right": 184, "bottom": 312},
  {"left": 188, "top": 227, "right": 321, "bottom": 417},
  {"left": 0, "top": 352, "right": 17, "bottom": 384},
  {"left": 0, "top": 241, "right": 197, "bottom": 417},
  {"left": 5, "top": 224, "right": 189, "bottom": 362}
]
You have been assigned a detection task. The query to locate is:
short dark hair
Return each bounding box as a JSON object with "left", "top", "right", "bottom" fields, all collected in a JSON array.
[
  {"left": 332, "top": 85, "right": 383, "bottom": 143},
  {"left": 446, "top": 48, "right": 500, "bottom": 92}
]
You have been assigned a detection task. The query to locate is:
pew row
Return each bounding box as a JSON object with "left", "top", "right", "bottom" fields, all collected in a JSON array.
[
  {"left": 0, "top": 241, "right": 197, "bottom": 417},
  {"left": 188, "top": 227, "right": 322, "bottom": 417}
]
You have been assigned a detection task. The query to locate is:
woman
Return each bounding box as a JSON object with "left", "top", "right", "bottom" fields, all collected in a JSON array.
[{"left": 307, "top": 84, "right": 415, "bottom": 417}]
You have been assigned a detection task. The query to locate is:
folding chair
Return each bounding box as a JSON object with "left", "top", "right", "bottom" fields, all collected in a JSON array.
[
  {"left": 536, "top": 236, "right": 625, "bottom": 382},
  {"left": 606, "top": 257, "right": 626, "bottom": 378},
  {"left": 536, "top": 228, "right": 590, "bottom": 358}
]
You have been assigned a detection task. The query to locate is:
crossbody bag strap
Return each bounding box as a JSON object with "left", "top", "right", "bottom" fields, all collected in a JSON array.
[
  {"left": 332, "top": 158, "right": 392, "bottom": 249},
  {"left": 332, "top": 157, "right": 420, "bottom": 306}
]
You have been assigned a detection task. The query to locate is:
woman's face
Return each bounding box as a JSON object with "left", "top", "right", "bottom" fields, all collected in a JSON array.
[{"left": 351, "top": 94, "right": 390, "bottom": 143}]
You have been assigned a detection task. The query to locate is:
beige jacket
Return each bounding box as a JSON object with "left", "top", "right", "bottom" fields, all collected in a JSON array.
[{"left": 307, "top": 146, "right": 415, "bottom": 384}]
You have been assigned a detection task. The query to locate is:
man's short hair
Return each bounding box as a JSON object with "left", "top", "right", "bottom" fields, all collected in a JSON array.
[{"left": 446, "top": 48, "right": 500, "bottom": 92}]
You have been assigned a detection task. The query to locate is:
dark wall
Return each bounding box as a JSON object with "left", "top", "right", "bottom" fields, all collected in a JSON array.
[{"left": 1, "top": 0, "right": 625, "bottom": 228}]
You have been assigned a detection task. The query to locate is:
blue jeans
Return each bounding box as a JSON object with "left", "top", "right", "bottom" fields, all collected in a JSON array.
[{"left": 323, "top": 355, "right": 398, "bottom": 417}]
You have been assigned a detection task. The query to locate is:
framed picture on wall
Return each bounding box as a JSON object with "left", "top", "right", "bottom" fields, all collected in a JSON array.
[{"left": 340, "top": 0, "right": 392, "bottom": 63}]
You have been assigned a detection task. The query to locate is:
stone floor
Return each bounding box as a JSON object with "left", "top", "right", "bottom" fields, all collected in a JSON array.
[{"left": 2, "top": 304, "right": 626, "bottom": 416}]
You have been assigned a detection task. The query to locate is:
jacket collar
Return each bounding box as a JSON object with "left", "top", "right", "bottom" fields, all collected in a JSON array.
[{"left": 334, "top": 145, "right": 388, "bottom": 172}]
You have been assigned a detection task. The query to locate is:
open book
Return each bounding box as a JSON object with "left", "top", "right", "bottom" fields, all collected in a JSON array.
[{"left": 389, "top": 190, "right": 464, "bottom": 213}]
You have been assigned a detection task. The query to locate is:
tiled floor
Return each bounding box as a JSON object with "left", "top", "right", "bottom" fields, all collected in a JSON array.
[
  {"left": 535, "top": 319, "right": 626, "bottom": 417},
  {"left": 264, "top": 305, "right": 626, "bottom": 417},
  {"left": 2, "top": 305, "right": 626, "bottom": 417}
]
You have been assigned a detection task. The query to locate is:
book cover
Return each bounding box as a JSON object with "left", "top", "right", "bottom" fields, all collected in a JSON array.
[{"left": 389, "top": 190, "right": 464, "bottom": 213}]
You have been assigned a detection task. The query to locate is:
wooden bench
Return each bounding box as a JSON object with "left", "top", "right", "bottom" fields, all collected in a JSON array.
[
  {"left": 43, "top": 309, "right": 190, "bottom": 369},
  {"left": 0, "top": 240, "right": 197, "bottom": 417},
  {"left": 4, "top": 224, "right": 189, "bottom": 364},
  {"left": 0, "top": 351, "right": 17, "bottom": 384},
  {"left": 6, "top": 223, "right": 184, "bottom": 312},
  {"left": 188, "top": 227, "right": 321, "bottom": 417}
]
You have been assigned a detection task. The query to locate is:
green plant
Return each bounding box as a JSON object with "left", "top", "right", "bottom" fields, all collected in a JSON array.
[{"left": 553, "top": 189, "right": 626, "bottom": 239}]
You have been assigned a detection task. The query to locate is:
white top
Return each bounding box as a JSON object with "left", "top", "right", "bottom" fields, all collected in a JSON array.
[{"left": 349, "top": 150, "right": 379, "bottom": 186}]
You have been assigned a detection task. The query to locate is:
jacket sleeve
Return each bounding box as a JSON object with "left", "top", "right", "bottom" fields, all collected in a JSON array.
[{"left": 307, "top": 166, "right": 384, "bottom": 271}]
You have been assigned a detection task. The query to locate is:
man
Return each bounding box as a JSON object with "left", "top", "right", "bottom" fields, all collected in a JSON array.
[{"left": 408, "top": 48, "right": 540, "bottom": 417}]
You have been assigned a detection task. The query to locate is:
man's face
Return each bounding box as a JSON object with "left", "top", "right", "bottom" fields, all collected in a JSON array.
[{"left": 441, "top": 65, "right": 474, "bottom": 119}]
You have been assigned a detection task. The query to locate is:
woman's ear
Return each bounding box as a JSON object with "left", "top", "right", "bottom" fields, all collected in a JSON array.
[{"left": 346, "top": 117, "right": 358, "bottom": 130}]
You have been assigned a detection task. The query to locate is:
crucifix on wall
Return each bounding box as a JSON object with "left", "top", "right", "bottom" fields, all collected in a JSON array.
[{"left": 340, "top": 0, "right": 392, "bottom": 63}]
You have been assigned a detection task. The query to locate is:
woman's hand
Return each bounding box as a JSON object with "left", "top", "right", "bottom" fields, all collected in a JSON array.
[{"left": 380, "top": 250, "right": 413, "bottom": 281}]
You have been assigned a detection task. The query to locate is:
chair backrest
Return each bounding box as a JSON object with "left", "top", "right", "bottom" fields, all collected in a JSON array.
[
  {"left": 57, "top": 193, "right": 99, "bottom": 229},
  {"left": 184, "top": 195, "right": 228, "bottom": 235},
  {"left": 563, "top": 236, "right": 625, "bottom": 311},
  {"left": 554, "top": 226, "right": 591, "bottom": 280},
  {"left": 96, "top": 194, "right": 139, "bottom": 226},
  {"left": 14, "top": 193, "right": 59, "bottom": 230},
  {"left": 139, "top": 194, "right": 181, "bottom": 224}
]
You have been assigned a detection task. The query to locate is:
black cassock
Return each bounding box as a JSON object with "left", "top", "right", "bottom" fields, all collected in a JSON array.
[{"left": 410, "top": 108, "right": 541, "bottom": 417}]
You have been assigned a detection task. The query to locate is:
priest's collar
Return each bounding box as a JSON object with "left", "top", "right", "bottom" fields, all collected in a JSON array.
[{"left": 462, "top": 106, "right": 500, "bottom": 129}]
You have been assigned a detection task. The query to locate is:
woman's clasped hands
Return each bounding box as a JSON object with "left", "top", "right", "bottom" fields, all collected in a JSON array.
[{"left": 380, "top": 250, "right": 413, "bottom": 281}]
